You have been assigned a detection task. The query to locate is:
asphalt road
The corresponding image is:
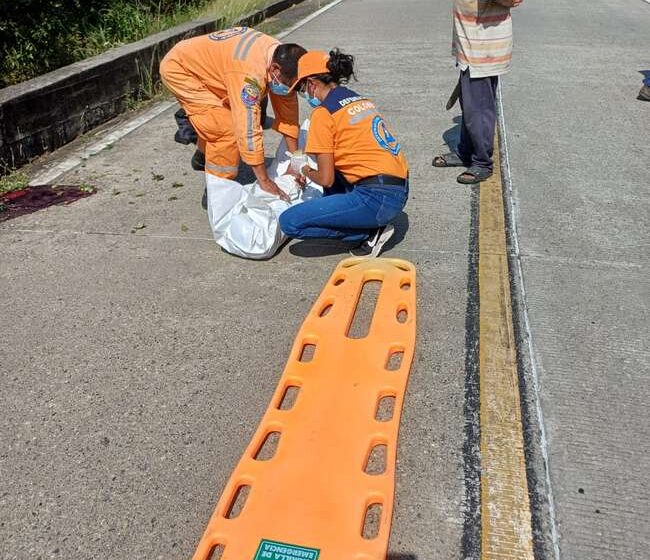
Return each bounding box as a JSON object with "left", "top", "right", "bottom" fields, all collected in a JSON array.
[
  {"left": 1, "top": 2, "right": 469, "bottom": 558},
  {"left": 501, "top": 0, "right": 650, "bottom": 557}
]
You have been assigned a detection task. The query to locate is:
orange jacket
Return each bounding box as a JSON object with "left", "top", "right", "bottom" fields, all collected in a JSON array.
[
  {"left": 306, "top": 86, "right": 408, "bottom": 183},
  {"left": 162, "top": 27, "right": 299, "bottom": 165}
]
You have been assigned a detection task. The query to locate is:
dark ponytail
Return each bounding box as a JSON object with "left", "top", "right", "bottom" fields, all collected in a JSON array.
[
  {"left": 311, "top": 48, "right": 356, "bottom": 86},
  {"left": 326, "top": 48, "right": 356, "bottom": 84}
]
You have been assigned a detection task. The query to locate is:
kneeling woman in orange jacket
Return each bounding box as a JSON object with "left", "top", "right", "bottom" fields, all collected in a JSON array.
[{"left": 279, "top": 50, "right": 409, "bottom": 257}]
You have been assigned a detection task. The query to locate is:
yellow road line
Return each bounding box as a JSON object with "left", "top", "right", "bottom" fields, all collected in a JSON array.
[{"left": 479, "top": 134, "right": 534, "bottom": 559}]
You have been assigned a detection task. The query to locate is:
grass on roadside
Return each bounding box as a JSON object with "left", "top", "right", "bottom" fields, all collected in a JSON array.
[
  {"left": 0, "top": 170, "right": 29, "bottom": 212},
  {"left": 89, "top": 0, "right": 272, "bottom": 112},
  {"left": 75, "top": 0, "right": 271, "bottom": 61},
  {"left": 0, "top": 171, "right": 29, "bottom": 196},
  {"left": 1, "top": 0, "right": 273, "bottom": 88}
]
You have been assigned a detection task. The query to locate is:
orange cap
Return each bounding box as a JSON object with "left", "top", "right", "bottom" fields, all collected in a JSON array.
[{"left": 289, "top": 50, "right": 330, "bottom": 91}]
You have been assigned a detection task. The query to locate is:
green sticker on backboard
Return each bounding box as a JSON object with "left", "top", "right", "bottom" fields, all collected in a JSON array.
[{"left": 254, "top": 539, "right": 320, "bottom": 560}]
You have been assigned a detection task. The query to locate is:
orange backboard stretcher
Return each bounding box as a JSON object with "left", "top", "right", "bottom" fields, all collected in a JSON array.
[{"left": 193, "top": 257, "right": 417, "bottom": 560}]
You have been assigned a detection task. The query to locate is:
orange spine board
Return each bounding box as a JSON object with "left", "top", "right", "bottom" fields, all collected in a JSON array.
[{"left": 193, "top": 257, "right": 417, "bottom": 560}]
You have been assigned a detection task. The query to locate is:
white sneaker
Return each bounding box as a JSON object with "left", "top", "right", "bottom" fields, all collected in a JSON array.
[{"left": 350, "top": 224, "right": 395, "bottom": 258}]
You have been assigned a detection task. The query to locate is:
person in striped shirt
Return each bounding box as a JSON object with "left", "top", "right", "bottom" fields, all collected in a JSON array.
[{"left": 434, "top": 0, "right": 523, "bottom": 184}]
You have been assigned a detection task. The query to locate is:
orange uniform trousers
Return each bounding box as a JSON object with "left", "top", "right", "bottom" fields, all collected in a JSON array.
[{"left": 161, "top": 56, "right": 241, "bottom": 180}]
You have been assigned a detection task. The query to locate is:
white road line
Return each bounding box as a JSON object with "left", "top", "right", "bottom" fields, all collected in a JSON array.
[
  {"left": 497, "top": 80, "right": 562, "bottom": 560},
  {"left": 29, "top": 101, "right": 176, "bottom": 186},
  {"left": 28, "top": 0, "right": 347, "bottom": 187},
  {"left": 276, "top": 0, "right": 346, "bottom": 39}
]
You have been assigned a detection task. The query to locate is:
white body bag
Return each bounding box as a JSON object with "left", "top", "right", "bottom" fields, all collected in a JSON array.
[{"left": 205, "top": 121, "right": 322, "bottom": 260}]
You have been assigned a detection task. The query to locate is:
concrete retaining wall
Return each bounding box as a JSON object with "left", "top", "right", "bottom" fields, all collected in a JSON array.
[{"left": 0, "top": 0, "right": 304, "bottom": 172}]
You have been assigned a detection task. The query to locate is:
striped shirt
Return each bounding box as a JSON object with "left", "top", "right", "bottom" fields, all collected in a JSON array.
[{"left": 452, "top": 1, "right": 513, "bottom": 78}]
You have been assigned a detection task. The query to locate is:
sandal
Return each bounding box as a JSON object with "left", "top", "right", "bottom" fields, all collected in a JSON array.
[
  {"left": 432, "top": 152, "right": 466, "bottom": 168},
  {"left": 457, "top": 165, "right": 493, "bottom": 185}
]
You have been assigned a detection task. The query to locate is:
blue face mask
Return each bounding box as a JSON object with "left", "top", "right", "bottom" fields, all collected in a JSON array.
[
  {"left": 270, "top": 73, "right": 290, "bottom": 96},
  {"left": 307, "top": 95, "right": 321, "bottom": 108},
  {"left": 299, "top": 89, "right": 321, "bottom": 108}
]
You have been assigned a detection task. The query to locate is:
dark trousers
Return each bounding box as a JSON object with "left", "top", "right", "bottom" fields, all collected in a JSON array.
[{"left": 457, "top": 69, "right": 499, "bottom": 171}]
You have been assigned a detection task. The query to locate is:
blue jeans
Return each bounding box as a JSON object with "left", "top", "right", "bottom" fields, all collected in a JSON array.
[{"left": 279, "top": 175, "right": 408, "bottom": 243}]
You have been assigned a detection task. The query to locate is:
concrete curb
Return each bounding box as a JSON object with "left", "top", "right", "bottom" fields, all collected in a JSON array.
[
  {"left": 0, "top": 0, "right": 306, "bottom": 173},
  {"left": 497, "top": 82, "right": 561, "bottom": 560}
]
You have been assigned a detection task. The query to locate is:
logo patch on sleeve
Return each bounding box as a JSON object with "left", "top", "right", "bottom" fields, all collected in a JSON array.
[
  {"left": 372, "top": 116, "right": 401, "bottom": 156},
  {"left": 244, "top": 76, "right": 262, "bottom": 90},
  {"left": 241, "top": 83, "right": 261, "bottom": 106}
]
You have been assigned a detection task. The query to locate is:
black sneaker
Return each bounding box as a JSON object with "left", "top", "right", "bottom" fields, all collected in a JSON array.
[
  {"left": 637, "top": 84, "right": 650, "bottom": 102},
  {"left": 191, "top": 149, "right": 205, "bottom": 171},
  {"left": 350, "top": 224, "right": 395, "bottom": 258}
]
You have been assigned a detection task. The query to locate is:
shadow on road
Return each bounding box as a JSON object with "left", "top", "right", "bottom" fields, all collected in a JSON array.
[
  {"left": 287, "top": 211, "right": 410, "bottom": 258},
  {"left": 442, "top": 115, "right": 462, "bottom": 151},
  {"left": 288, "top": 239, "right": 354, "bottom": 258}
]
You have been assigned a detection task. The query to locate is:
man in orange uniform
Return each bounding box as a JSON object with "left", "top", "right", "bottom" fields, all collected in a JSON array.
[{"left": 160, "top": 27, "right": 306, "bottom": 203}]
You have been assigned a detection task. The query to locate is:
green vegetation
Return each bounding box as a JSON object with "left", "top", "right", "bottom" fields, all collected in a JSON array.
[
  {"left": 0, "top": 0, "right": 270, "bottom": 88},
  {"left": 0, "top": 170, "right": 29, "bottom": 195}
]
